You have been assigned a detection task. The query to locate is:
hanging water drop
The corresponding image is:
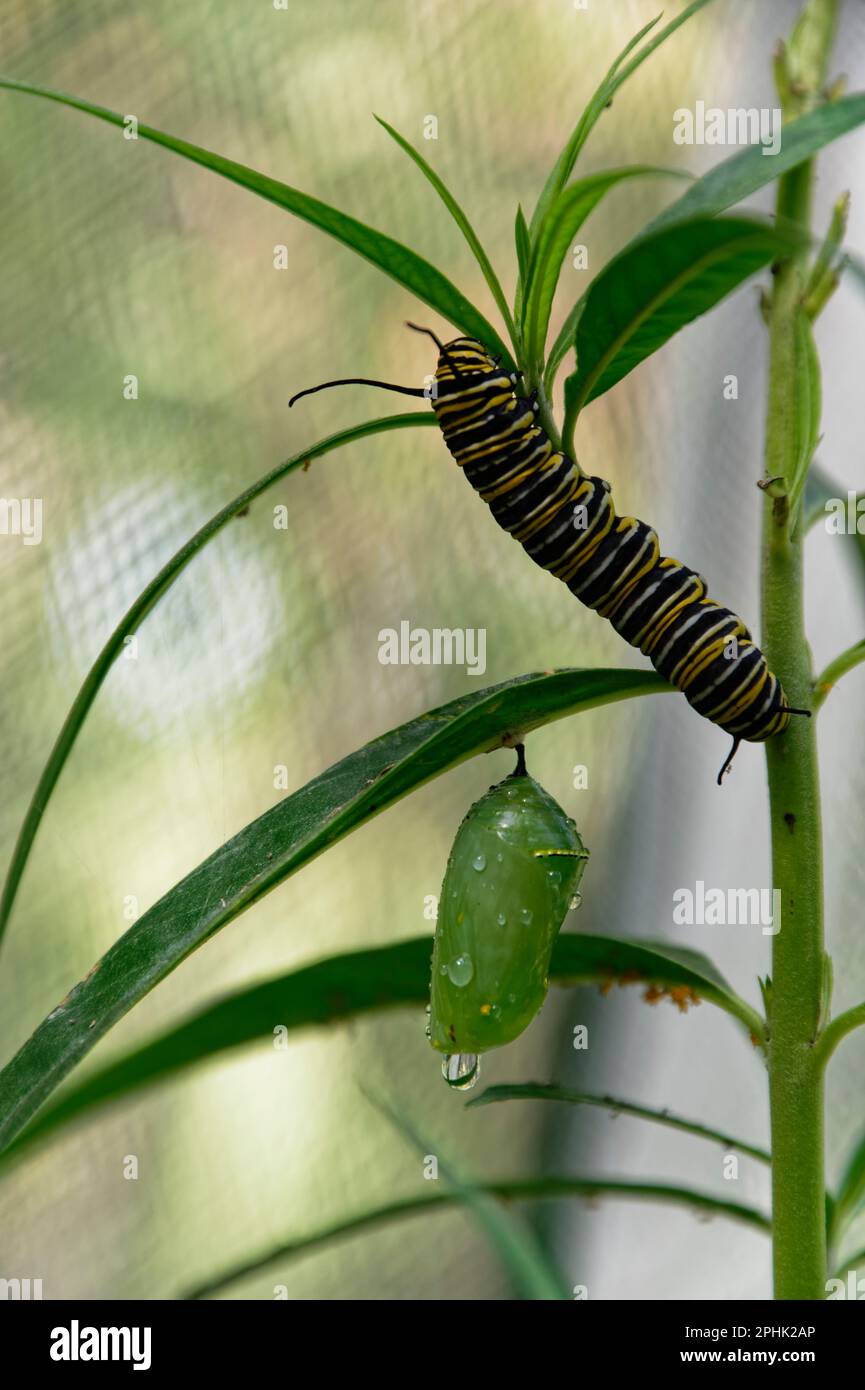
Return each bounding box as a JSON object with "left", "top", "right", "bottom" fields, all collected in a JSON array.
[
  {"left": 496, "top": 911, "right": 507, "bottom": 926},
  {"left": 519, "top": 907, "right": 533, "bottom": 925},
  {"left": 569, "top": 891, "right": 583, "bottom": 910},
  {"left": 472, "top": 853, "right": 486, "bottom": 872},
  {"left": 442, "top": 1053, "right": 481, "bottom": 1090}
]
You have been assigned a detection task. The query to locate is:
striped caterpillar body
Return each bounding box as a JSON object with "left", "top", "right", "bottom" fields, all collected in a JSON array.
[{"left": 289, "top": 324, "right": 807, "bottom": 779}]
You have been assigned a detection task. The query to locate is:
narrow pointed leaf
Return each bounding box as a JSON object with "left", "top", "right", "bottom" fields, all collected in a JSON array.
[
  {"left": 546, "top": 94, "right": 865, "bottom": 387},
  {"left": 0, "top": 922, "right": 762, "bottom": 1167},
  {"left": 185, "top": 1175, "right": 769, "bottom": 1298},
  {"left": 522, "top": 167, "right": 681, "bottom": 369},
  {"left": 528, "top": 0, "right": 715, "bottom": 244},
  {"left": 563, "top": 217, "right": 789, "bottom": 424},
  {"left": 0, "top": 77, "right": 514, "bottom": 368},
  {"left": 467, "top": 1084, "right": 770, "bottom": 1164},
  {"left": 789, "top": 308, "right": 822, "bottom": 529},
  {"left": 0, "top": 669, "right": 669, "bottom": 1155},
  {"left": 514, "top": 203, "right": 530, "bottom": 321},
  {"left": 647, "top": 94, "right": 865, "bottom": 236},
  {"left": 0, "top": 414, "right": 436, "bottom": 954},
  {"left": 374, "top": 115, "right": 516, "bottom": 346},
  {"left": 366, "top": 1089, "right": 569, "bottom": 1299}
]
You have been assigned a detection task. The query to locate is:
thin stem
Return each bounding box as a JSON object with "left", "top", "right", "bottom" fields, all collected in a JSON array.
[
  {"left": 761, "top": 0, "right": 839, "bottom": 1302},
  {"left": 813, "top": 638, "right": 865, "bottom": 709},
  {"left": 0, "top": 414, "right": 435, "bottom": 956},
  {"left": 815, "top": 1000, "right": 865, "bottom": 1066},
  {"left": 467, "top": 1084, "right": 771, "bottom": 1164}
]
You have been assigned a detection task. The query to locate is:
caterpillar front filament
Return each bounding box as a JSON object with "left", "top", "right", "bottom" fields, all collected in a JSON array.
[{"left": 289, "top": 326, "right": 809, "bottom": 779}]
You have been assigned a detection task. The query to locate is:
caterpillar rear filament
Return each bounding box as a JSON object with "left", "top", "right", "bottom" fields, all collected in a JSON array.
[{"left": 289, "top": 325, "right": 809, "bottom": 781}]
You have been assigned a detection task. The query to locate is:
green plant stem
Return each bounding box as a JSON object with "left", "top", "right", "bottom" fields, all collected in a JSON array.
[
  {"left": 813, "top": 638, "right": 865, "bottom": 708},
  {"left": 762, "top": 0, "right": 839, "bottom": 1302},
  {"left": 467, "top": 1084, "right": 772, "bottom": 1164},
  {"left": 815, "top": 1000, "right": 865, "bottom": 1065},
  {"left": 536, "top": 380, "right": 564, "bottom": 453}
]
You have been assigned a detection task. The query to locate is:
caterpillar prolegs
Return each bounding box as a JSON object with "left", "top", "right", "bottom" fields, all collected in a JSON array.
[{"left": 289, "top": 325, "right": 809, "bottom": 779}]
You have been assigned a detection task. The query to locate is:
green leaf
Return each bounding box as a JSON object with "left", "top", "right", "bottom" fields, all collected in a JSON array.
[
  {"left": 521, "top": 167, "right": 680, "bottom": 372},
  {"left": 562, "top": 217, "right": 789, "bottom": 430},
  {"left": 365, "top": 1088, "right": 569, "bottom": 1299},
  {"left": 789, "top": 308, "right": 822, "bottom": 530},
  {"left": 0, "top": 414, "right": 436, "bottom": 955},
  {"left": 466, "top": 1084, "right": 771, "bottom": 1164},
  {"left": 184, "top": 1174, "right": 769, "bottom": 1298},
  {"left": 1, "top": 923, "right": 763, "bottom": 1168},
  {"left": 647, "top": 94, "right": 865, "bottom": 236},
  {"left": 0, "top": 77, "right": 514, "bottom": 370},
  {"left": 514, "top": 202, "right": 528, "bottom": 294},
  {"left": 545, "top": 94, "right": 865, "bottom": 388},
  {"left": 528, "top": 0, "right": 715, "bottom": 245},
  {"left": 0, "top": 669, "right": 669, "bottom": 1156},
  {"left": 373, "top": 116, "right": 516, "bottom": 349}
]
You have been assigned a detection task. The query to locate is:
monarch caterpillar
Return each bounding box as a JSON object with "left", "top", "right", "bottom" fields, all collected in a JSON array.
[
  {"left": 428, "top": 746, "right": 588, "bottom": 1088},
  {"left": 289, "top": 324, "right": 810, "bottom": 781}
]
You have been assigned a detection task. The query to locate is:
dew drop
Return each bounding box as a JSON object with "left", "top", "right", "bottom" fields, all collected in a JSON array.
[
  {"left": 446, "top": 953, "right": 474, "bottom": 986},
  {"left": 472, "top": 853, "right": 487, "bottom": 872},
  {"left": 496, "top": 852, "right": 504, "bottom": 862},
  {"left": 519, "top": 907, "right": 533, "bottom": 925},
  {"left": 569, "top": 892, "right": 583, "bottom": 910},
  {"left": 442, "top": 1053, "right": 481, "bottom": 1090},
  {"left": 496, "top": 912, "right": 507, "bottom": 927}
]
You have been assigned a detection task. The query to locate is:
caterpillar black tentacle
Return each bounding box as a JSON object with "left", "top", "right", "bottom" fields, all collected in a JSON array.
[{"left": 290, "top": 330, "right": 810, "bottom": 776}]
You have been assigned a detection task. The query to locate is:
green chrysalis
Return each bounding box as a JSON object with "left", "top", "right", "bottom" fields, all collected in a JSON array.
[{"left": 429, "top": 747, "right": 589, "bottom": 1085}]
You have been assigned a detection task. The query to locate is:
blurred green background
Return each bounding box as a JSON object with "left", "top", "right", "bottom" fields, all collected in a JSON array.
[{"left": 1, "top": 0, "right": 864, "bottom": 1299}]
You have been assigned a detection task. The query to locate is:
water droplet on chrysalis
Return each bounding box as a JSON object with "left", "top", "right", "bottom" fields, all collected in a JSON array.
[
  {"left": 569, "top": 891, "right": 583, "bottom": 910},
  {"left": 519, "top": 907, "right": 533, "bottom": 924},
  {"left": 446, "top": 953, "right": 474, "bottom": 986},
  {"left": 472, "top": 853, "right": 486, "bottom": 872}
]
